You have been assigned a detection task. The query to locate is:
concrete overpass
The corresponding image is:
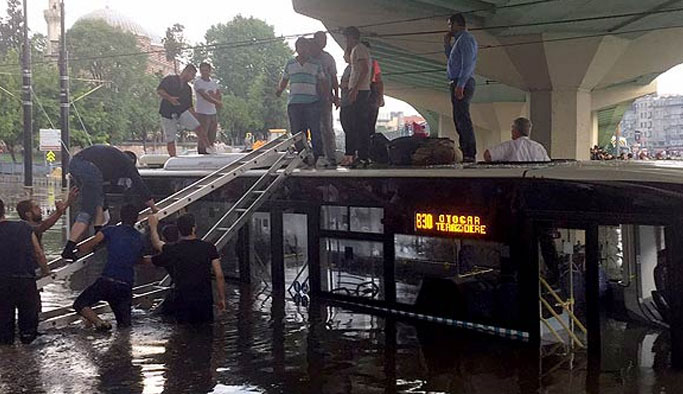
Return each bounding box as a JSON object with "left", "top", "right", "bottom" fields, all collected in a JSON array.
[{"left": 292, "top": 0, "right": 683, "bottom": 159}]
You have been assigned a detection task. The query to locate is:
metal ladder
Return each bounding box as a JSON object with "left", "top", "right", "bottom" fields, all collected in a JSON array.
[
  {"left": 38, "top": 132, "right": 307, "bottom": 290},
  {"left": 539, "top": 277, "right": 587, "bottom": 348}
]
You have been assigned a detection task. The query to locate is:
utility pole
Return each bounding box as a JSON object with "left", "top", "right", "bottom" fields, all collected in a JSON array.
[
  {"left": 59, "top": 0, "right": 69, "bottom": 188},
  {"left": 21, "top": 0, "right": 32, "bottom": 188}
]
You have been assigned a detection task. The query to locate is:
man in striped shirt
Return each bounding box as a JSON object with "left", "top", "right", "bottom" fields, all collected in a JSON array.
[{"left": 276, "top": 38, "right": 328, "bottom": 164}]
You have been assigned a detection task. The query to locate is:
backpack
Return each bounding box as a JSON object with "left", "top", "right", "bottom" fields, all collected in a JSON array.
[
  {"left": 412, "top": 138, "right": 458, "bottom": 166},
  {"left": 387, "top": 136, "right": 459, "bottom": 166},
  {"left": 387, "top": 136, "right": 422, "bottom": 165},
  {"left": 369, "top": 133, "right": 390, "bottom": 164}
]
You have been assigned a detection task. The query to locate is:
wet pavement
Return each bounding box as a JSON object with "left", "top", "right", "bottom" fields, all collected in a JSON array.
[{"left": 2, "top": 180, "right": 683, "bottom": 393}]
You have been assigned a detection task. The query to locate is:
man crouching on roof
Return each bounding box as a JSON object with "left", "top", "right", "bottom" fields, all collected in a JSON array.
[{"left": 73, "top": 204, "right": 149, "bottom": 331}]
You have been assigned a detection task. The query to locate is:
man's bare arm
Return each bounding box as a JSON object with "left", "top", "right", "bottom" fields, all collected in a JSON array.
[
  {"left": 275, "top": 78, "right": 289, "bottom": 97},
  {"left": 157, "top": 88, "right": 180, "bottom": 105},
  {"left": 211, "top": 259, "right": 226, "bottom": 312},
  {"left": 32, "top": 233, "right": 50, "bottom": 276},
  {"left": 148, "top": 215, "right": 165, "bottom": 252}
]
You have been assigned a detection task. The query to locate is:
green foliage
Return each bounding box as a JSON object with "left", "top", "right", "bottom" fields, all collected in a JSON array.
[
  {"left": 202, "top": 15, "right": 292, "bottom": 142},
  {"left": 163, "top": 23, "right": 187, "bottom": 74},
  {"left": 0, "top": 0, "right": 22, "bottom": 56},
  {"left": 66, "top": 19, "right": 158, "bottom": 146}
]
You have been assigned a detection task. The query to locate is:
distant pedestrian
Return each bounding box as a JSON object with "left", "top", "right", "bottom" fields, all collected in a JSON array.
[
  {"left": 342, "top": 26, "right": 372, "bottom": 167},
  {"left": 276, "top": 38, "right": 328, "bottom": 165},
  {"left": 194, "top": 62, "right": 222, "bottom": 152},
  {"left": 484, "top": 117, "right": 550, "bottom": 162},
  {"left": 16, "top": 186, "right": 78, "bottom": 245},
  {"left": 148, "top": 214, "right": 226, "bottom": 324},
  {"left": 61, "top": 145, "right": 158, "bottom": 261},
  {"left": 444, "top": 13, "right": 478, "bottom": 162},
  {"left": 312, "top": 31, "right": 340, "bottom": 167},
  {"left": 0, "top": 198, "right": 50, "bottom": 344},
  {"left": 72, "top": 204, "right": 148, "bottom": 331},
  {"left": 157, "top": 64, "right": 209, "bottom": 156}
]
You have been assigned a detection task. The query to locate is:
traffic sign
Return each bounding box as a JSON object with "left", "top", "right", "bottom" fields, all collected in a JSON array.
[
  {"left": 40, "top": 129, "right": 61, "bottom": 152},
  {"left": 46, "top": 151, "right": 56, "bottom": 163}
]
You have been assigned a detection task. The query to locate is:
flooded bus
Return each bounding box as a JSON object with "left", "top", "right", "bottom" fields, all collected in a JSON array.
[{"left": 130, "top": 159, "right": 683, "bottom": 364}]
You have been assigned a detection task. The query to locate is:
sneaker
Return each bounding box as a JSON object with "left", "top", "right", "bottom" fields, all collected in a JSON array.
[
  {"left": 61, "top": 248, "right": 78, "bottom": 261},
  {"left": 463, "top": 156, "right": 476, "bottom": 163}
]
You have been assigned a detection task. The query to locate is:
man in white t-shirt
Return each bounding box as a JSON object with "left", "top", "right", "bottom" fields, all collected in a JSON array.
[
  {"left": 194, "top": 62, "right": 222, "bottom": 152},
  {"left": 342, "top": 26, "right": 373, "bottom": 167},
  {"left": 484, "top": 117, "right": 550, "bottom": 162}
]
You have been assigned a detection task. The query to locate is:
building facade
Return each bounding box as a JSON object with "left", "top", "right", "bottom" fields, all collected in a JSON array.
[
  {"left": 44, "top": 4, "right": 175, "bottom": 76},
  {"left": 621, "top": 95, "right": 683, "bottom": 154}
]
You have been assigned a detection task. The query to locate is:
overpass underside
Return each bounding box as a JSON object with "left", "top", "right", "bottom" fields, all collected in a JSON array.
[{"left": 293, "top": 0, "right": 683, "bottom": 160}]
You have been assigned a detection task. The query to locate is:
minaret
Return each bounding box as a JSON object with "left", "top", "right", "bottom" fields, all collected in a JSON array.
[{"left": 44, "top": 0, "right": 60, "bottom": 57}]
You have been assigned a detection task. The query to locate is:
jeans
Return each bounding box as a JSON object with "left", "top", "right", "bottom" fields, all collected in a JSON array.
[
  {"left": 73, "top": 277, "right": 133, "bottom": 327},
  {"left": 288, "top": 102, "right": 323, "bottom": 158},
  {"left": 450, "top": 78, "right": 476, "bottom": 159},
  {"left": 319, "top": 100, "right": 337, "bottom": 163},
  {"left": 345, "top": 90, "right": 371, "bottom": 160},
  {"left": 69, "top": 157, "right": 104, "bottom": 224},
  {"left": 0, "top": 277, "right": 40, "bottom": 344}
]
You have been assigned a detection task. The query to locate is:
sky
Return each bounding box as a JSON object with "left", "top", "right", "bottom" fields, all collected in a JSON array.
[{"left": 15, "top": 0, "right": 420, "bottom": 117}]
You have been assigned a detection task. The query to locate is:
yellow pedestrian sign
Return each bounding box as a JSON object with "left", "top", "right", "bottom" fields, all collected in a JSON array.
[{"left": 46, "top": 150, "right": 56, "bottom": 163}]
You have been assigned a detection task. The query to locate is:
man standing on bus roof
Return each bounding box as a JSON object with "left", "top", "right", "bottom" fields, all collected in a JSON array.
[
  {"left": 194, "top": 62, "right": 222, "bottom": 152},
  {"left": 484, "top": 117, "right": 550, "bottom": 162},
  {"left": 311, "top": 31, "right": 339, "bottom": 168},
  {"left": 444, "top": 13, "right": 478, "bottom": 162},
  {"left": 157, "top": 64, "right": 210, "bottom": 156}
]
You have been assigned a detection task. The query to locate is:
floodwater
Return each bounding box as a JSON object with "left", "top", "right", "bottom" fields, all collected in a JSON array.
[{"left": 1, "top": 180, "right": 683, "bottom": 393}]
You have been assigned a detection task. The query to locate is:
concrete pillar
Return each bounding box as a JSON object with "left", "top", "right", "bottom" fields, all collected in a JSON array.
[{"left": 591, "top": 111, "right": 599, "bottom": 148}]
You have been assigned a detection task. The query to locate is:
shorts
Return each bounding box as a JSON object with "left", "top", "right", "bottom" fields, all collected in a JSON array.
[
  {"left": 69, "top": 157, "right": 104, "bottom": 224},
  {"left": 161, "top": 110, "right": 201, "bottom": 143},
  {"left": 195, "top": 113, "right": 218, "bottom": 143},
  {"left": 73, "top": 277, "right": 133, "bottom": 327}
]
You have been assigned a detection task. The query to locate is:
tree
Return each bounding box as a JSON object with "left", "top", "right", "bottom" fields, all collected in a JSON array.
[
  {"left": 66, "top": 19, "right": 157, "bottom": 146},
  {"left": 163, "top": 23, "right": 187, "bottom": 74},
  {"left": 0, "top": 0, "right": 22, "bottom": 56},
  {"left": 201, "top": 16, "right": 291, "bottom": 142}
]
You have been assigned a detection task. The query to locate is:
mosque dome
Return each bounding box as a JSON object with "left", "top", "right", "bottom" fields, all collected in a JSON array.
[{"left": 76, "top": 7, "right": 162, "bottom": 44}]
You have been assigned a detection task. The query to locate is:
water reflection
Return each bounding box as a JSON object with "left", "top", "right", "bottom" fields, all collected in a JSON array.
[{"left": 2, "top": 182, "right": 683, "bottom": 393}]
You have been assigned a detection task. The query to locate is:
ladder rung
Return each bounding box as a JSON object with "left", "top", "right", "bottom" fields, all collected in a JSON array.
[
  {"left": 252, "top": 190, "right": 265, "bottom": 194},
  {"left": 235, "top": 208, "right": 247, "bottom": 213},
  {"left": 216, "top": 227, "right": 230, "bottom": 232}
]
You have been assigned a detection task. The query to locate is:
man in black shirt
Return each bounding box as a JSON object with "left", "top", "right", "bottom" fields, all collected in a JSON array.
[
  {"left": 0, "top": 198, "right": 51, "bottom": 344},
  {"left": 149, "top": 214, "right": 226, "bottom": 323},
  {"left": 61, "top": 145, "right": 159, "bottom": 261},
  {"left": 157, "top": 64, "right": 209, "bottom": 157}
]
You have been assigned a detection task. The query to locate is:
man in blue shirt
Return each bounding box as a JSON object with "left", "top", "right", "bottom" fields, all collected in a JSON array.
[
  {"left": 444, "top": 13, "right": 478, "bottom": 162},
  {"left": 72, "top": 204, "right": 147, "bottom": 330}
]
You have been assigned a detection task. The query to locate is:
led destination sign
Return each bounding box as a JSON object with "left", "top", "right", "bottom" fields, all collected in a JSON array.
[{"left": 415, "top": 212, "right": 487, "bottom": 236}]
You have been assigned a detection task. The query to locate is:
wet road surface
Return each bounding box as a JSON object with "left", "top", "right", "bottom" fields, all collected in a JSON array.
[{"left": 2, "top": 180, "right": 683, "bottom": 393}]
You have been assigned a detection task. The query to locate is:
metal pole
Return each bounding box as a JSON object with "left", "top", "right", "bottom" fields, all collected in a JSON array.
[
  {"left": 21, "top": 0, "right": 32, "bottom": 188},
  {"left": 59, "top": 0, "right": 69, "bottom": 188}
]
